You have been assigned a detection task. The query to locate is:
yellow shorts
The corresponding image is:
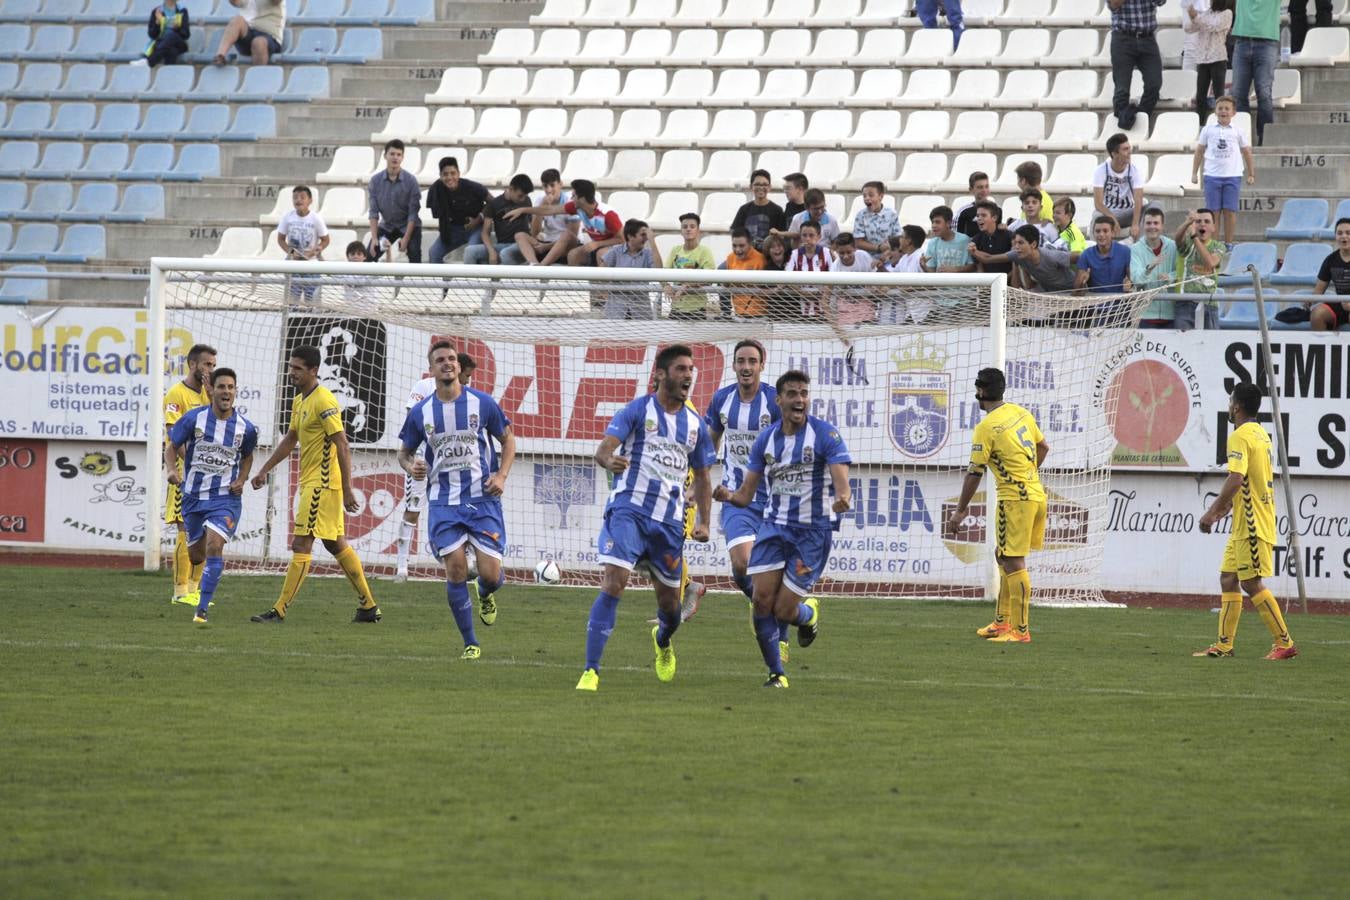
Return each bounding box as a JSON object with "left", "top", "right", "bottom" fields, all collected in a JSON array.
[
  {"left": 294, "top": 486, "right": 345, "bottom": 541},
  {"left": 164, "top": 483, "right": 183, "bottom": 524},
  {"left": 996, "top": 498, "right": 1046, "bottom": 558},
  {"left": 1222, "top": 534, "right": 1274, "bottom": 580}
]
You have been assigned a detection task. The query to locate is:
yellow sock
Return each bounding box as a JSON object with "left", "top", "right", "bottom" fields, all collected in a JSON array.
[
  {"left": 190, "top": 561, "right": 204, "bottom": 591},
  {"left": 336, "top": 546, "right": 376, "bottom": 609},
  {"left": 173, "top": 531, "right": 190, "bottom": 595},
  {"left": 1217, "top": 592, "right": 1242, "bottom": 649},
  {"left": 1008, "top": 569, "right": 1031, "bottom": 633},
  {"left": 1251, "top": 589, "right": 1293, "bottom": 648},
  {"left": 995, "top": 572, "right": 1010, "bottom": 625},
  {"left": 274, "top": 553, "right": 312, "bottom": 617}
]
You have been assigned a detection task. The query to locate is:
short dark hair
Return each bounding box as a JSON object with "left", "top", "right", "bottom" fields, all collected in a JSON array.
[
  {"left": 457, "top": 352, "right": 476, "bottom": 373},
  {"left": 750, "top": 168, "right": 771, "bottom": 185},
  {"left": 975, "top": 200, "right": 1001, "bottom": 219},
  {"left": 775, "top": 369, "right": 810, "bottom": 394},
  {"left": 291, "top": 345, "right": 321, "bottom": 370},
  {"left": 733, "top": 338, "right": 766, "bottom": 363},
  {"left": 901, "top": 224, "right": 926, "bottom": 248},
  {"left": 1195, "top": 207, "right": 1216, "bottom": 221},
  {"left": 1014, "top": 160, "right": 1043, "bottom": 186},
  {"left": 210, "top": 367, "right": 237, "bottom": 386},
  {"left": 729, "top": 227, "right": 751, "bottom": 242},
  {"left": 541, "top": 167, "right": 561, "bottom": 184},
  {"left": 187, "top": 343, "right": 217, "bottom": 364},
  {"left": 438, "top": 156, "right": 459, "bottom": 172},
  {"left": 975, "top": 367, "right": 1006, "bottom": 401},
  {"left": 623, "top": 218, "right": 648, "bottom": 239},
  {"left": 833, "top": 231, "right": 855, "bottom": 247},
  {"left": 968, "top": 170, "right": 990, "bottom": 189},
  {"left": 784, "top": 172, "right": 808, "bottom": 190},
  {"left": 292, "top": 185, "right": 312, "bottom": 200},
  {"left": 1336, "top": 216, "right": 1350, "bottom": 230},
  {"left": 862, "top": 180, "right": 885, "bottom": 194},
  {"left": 1019, "top": 188, "right": 1042, "bottom": 204},
  {"left": 1232, "top": 382, "right": 1262, "bottom": 416},
  {"left": 799, "top": 219, "right": 822, "bottom": 236},
  {"left": 383, "top": 138, "right": 405, "bottom": 154},
  {"left": 803, "top": 188, "right": 826, "bottom": 207},
  {"left": 654, "top": 343, "right": 694, "bottom": 373},
  {"left": 1014, "top": 224, "right": 1041, "bottom": 246},
  {"left": 570, "top": 179, "right": 597, "bottom": 203},
  {"left": 1093, "top": 215, "right": 1119, "bottom": 231},
  {"left": 679, "top": 212, "right": 701, "bottom": 227},
  {"left": 1106, "top": 132, "right": 1129, "bottom": 155},
  {"left": 508, "top": 173, "right": 535, "bottom": 195},
  {"left": 345, "top": 240, "right": 369, "bottom": 260},
  {"left": 930, "top": 205, "right": 954, "bottom": 224},
  {"left": 427, "top": 339, "right": 452, "bottom": 362},
  {"left": 1142, "top": 206, "right": 1165, "bottom": 222}
]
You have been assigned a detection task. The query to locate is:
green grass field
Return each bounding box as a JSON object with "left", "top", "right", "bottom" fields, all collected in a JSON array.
[{"left": 1, "top": 564, "right": 1347, "bottom": 898}]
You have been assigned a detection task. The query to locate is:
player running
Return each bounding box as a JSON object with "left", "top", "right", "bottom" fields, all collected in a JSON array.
[
  {"left": 398, "top": 342, "right": 516, "bottom": 659},
  {"left": 715, "top": 369, "right": 851, "bottom": 688},
  {"left": 163, "top": 367, "right": 258, "bottom": 625},
  {"left": 163, "top": 343, "right": 216, "bottom": 606},
  {"left": 1193, "top": 384, "right": 1298, "bottom": 660},
  {"left": 944, "top": 367, "right": 1049, "bottom": 643},
  {"left": 248, "top": 345, "right": 382, "bottom": 624},
  {"left": 577, "top": 344, "right": 715, "bottom": 692}
]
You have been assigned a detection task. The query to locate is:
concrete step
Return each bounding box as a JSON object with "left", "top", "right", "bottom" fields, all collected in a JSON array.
[
  {"left": 1251, "top": 150, "right": 1350, "bottom": 191},
  {"left": 436, "top": 0, "right": 542, "bottom": 23},
  {"left": 334, "top": 65, "right": 461, "bottom": 102}
]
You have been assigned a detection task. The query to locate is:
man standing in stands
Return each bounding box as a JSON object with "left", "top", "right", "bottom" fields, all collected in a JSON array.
[
  {"left": 1108, "top": 0, "right": 1165, "bottom": 131},
  {"left": 916, "top": 0, "right": 964, "bottom": 49},
  {"left": 731, "top": 170, "right": 785, "bottom": 250},
  {"left": 367, "top": 139, "right": 422, "bottom": 263},
  {"left": 1229, "top": 0, "right": 1281, "bottom": 145}
]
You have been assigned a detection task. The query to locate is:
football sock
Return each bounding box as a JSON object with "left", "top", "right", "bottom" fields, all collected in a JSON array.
[
  {"left": 395, "top": 519, "right": 414, "bottom": 570},
  {"left": 477, "top": 574, "right": 501, "bottom": 598},
  {"left": 446, "top": 580, "right": 478, "bottom": 647},
  {"left": 585, "top": 591, "right": 620, "bottom": 672},
  {"left": 778, "top": 620, "right": 791, "bottom": 643},
  {"left": 996, "top": 571, "right": 1010, "bottom": 625},
  {"left": 794, "top": 602, "right": 815, "bottom": 626},
  {"left": 335, "top": 546, "right": 377, "bottom": 609},
  {"left": 274, "top": 553, "right": 312, "bottom": 616},
  {"left": 754, "top": 614, "right": 784, "bottom": 676},
  {"left": 189, "top": 560, "right": 204, "bottom": 591},
  {"left": 734, "top": 572, "right": 754, "bottom": 599},
  {"left": 1008, "top": 569, "right": 1031, "bottom": 633},
  {"left": 1251, "top": 589, "right": 1293, "bottom": 647},
  {"left": 1217, "top": 591, "right": 1243, "bottom": 649},
  {"left": 173, "top": 531, "right": 190, "bottom": 595},
  {"left": 655, "top": 606, "right": 680, "bottom": 648},
  {"left": 197, "top": 557, "right": 223, "bottom": 616}
]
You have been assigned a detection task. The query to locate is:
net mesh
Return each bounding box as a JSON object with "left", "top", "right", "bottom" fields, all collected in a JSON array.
[{"left": 154, "top": 262, "right": 1152, "bottom": 605}]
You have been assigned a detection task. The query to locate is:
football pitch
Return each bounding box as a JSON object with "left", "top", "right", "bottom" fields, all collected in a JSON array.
[{"left": 1, "top": 564, "right": 1347, "bottom": 898}]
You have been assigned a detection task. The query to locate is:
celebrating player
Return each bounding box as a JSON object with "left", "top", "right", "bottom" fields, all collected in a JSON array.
[
  {"left": 163, "top": 343, "right": 216, "bottom": 606},
  {"left": 576, "top": 344, "right": 714, "bottom": 692},
  {"left": 715, "top": 370, "right": 851, "bottom": 688},
  {"left": 1193, "top": 384, "right": 1298, "bottom": 660},
  {"left": 944, "top": 367, "right": 1049, "bottom": 643},
  {"left": 248, "top": 345, "right": 382, "bottom": 624},
  {"left": 395, "top": 351, "right": 479, "bottom": 585},
  {"left": 398, "top": 342, "right": 516, "bottom": 659},
  {"left": 163, "top": 368, "right": 258, "bottom": 625}
]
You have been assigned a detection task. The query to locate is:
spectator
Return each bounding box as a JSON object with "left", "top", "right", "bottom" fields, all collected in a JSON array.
[
  {"left": 730, "top": 169, "right": 785, "bottom": 249},
  {"left": 1093, "top": 133, "right": 1146, "bottom": 241},
  {"left": 515, "top": 168, "right": 579, "bottom": 266},
  {"left": 134, "top": 0, "right": 190, "bottom": 68},
  {"left": 1010, "top": 190, "right": 1060, "bottom": 246},
  {"left": 1173, "top": 208, "right": 1227, "bottom": 329},
  {"left": 782, "top": 173, "right": 809, "bottom": 221},
  {"left": 1108, "top": 0, "right": 1166, "bottom": 131},
  {"left": 465, "top": 173, "right": 534, "bottom": 266},
  {"left": 1289, "top": 0, "right": 1334, "bottom": 54},
  {"left": 1015, "top": 161, "right": 1053, "bottom": 221},
  {"left": 852, "top": 181, "right": 899, "bottom": 254},
  {"left": 832, "top": 233, "right": 877, "bottom": 325},
  {"left": 877, "top": 227, "right": 928, "bottom": 324},
  {"left": 1009, "top": 226, "right": 1079, "bottom": 293},
  {"left": 276, "top": 185, "right": 329, "bottom": 261},
  {"left": 1308, "top": 217, "right": 1350, "bottom": 331},
  {"left": 777, "top": 188, "right": 840, "bottom": 245},
  {"left": 832, "top": 232, "right": 874, "bottom": 274},
  {"left": 341, "top": 241, "right": 375, "bottom": 308},
  {"left": 599, "top": 220, "right": 657, "bottom": 320},
  {"left": 366, "top": 139, "right": 421, "bottom": 263},
  {"left": 954, "top": 171, "right": 992, "bottom": 239},
  {"left": 759, "top": 232, "right": 795, "bottom": 320},
  {"left": 969, "top": 201, "right": 1014, "bottom": 275},
  {"left": 724, "top": 228, "right": 768, "bottom": 319},
  {"left": 921, "top": 206, "right": 974, "bottom": 274},
  {"left": 1193, "top": 95, "right": 1255, "bottom": 247},
  {"left": 664, "top": 212, "right": 717, "bottom": 320},
  {"left": 882, "top": 226, "right": 927, "bottom": 274},
  {"left": 1076, "top": 216, "right": 1134, "bottom": 294},
  {"left": 785, "top": 219, "right": 839, "bottom": 319},
  {"left": 1130, "top": 207, "right": 1179, "bottom": 326},
  {"left": 212, "top": 0, "right": 284, "bottom": 66},
  {"left": 916, "top": 0, "right": 964, "bottom": 49},
  {"left": 1184, "top": 0, "right": 1234, "bottom": 123},
  {"left": 761, "top": 233, "right": 789, "bottom": 272},
  {"left": 1050, "top": 198, "right": 1088, "bottom": 259},
  {"left": 1230, "top": 0, "right": 1280, "bottom": 145},
  {"left": 345, "top": 240, "right": 371, "bottom": 263},
  {"left": 425, "top": 156, "right": 489, "bottom": 264},
  {"left": 504, "top": 178, "right": 622, "bottom": 266}
]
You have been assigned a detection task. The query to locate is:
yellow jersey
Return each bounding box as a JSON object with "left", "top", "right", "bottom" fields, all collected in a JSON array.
[
  {"left": 164, "top": 379, "right": 209, "bottom": 439},
  {"left": 969, "top": 402, "right": 1046, "bottom": 503},
  {"left": 289, "top": 384, "right": 345, "bottom": 490},
  {"left": 1227, "top": 421, "right": 1276, "bottom": 545}
]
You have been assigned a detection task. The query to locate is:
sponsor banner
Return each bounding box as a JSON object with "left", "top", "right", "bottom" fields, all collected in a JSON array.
[{"left": 0, "top": 439, "right": 46, "bottom": 542}]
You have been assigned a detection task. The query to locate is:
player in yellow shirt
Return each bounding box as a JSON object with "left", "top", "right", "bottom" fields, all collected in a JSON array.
[
  {"left": 1194, "top": 384, "right": 1297, "bottom": 660},
  {"left": 247, "top": 345, "right": 381, "bottom": 623},
  {"left": 164, "top": 343, "right": 215, "bottom": 605},
  {"left": 944, "top": 367, "right": 1050, "bottom": 643}
]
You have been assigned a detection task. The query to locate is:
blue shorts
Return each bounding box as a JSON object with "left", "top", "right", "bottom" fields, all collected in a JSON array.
[
  {"left": 235, "top": 28, "right": 282, "bottom": 58},
  {"left": 720, "top": 504, "right": 766, "bottom": 550},
  {"left": 598, "top": 506, "right": 685, "bottom": 588},
  {"left": 182, "top": 497, "right": 241, "bottom": 545},
  {"left": 746, "top": 521, "right": 833, "bottom": 597},
  {"left": 428, "top": 499, "right": 506, "bottom": 561},
  {"left": 1203, "top": 175, "right": 1241, "bottom": 212}
]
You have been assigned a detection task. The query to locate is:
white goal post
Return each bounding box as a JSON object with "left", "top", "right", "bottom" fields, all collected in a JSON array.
[{"left": 145, "top": 257, "right": 1149, "bottom": 605}]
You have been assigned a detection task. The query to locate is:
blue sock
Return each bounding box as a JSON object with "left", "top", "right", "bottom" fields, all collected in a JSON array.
[
  {"left": 778, "top": 619, "right": 791, "bottom": 642},
  {"left": 447, "top": 580, "right": 478, "bottom": 647},
  {"left": 585, "top": 591, "right": 620, "bottom": 672},
  {"left": 655, "top": 606, "right": 680, "bottom": 648},
  {"left": 754, "top": 615, "right": 784, "bottom": 675},
  {"left": 476, "top": 574, "right": 501, "bottom": 597},
  {"left": 734, "top": 572, "right": 753, "bottom": 599},
  {"left": 197, "top": 556, "right": 223, "bottom": 615},
  {"left": 795, "top": 602, "right": 815, "bottom": 626}
]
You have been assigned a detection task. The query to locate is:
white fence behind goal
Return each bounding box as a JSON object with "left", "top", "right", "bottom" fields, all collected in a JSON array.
[{"left": 146, "top": 259, "right": 1151, "bottom": 606}]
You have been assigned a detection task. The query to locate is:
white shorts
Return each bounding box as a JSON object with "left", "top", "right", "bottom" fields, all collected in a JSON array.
[{"left": 404, "top": 473, "right": 426, "bottom": 514}]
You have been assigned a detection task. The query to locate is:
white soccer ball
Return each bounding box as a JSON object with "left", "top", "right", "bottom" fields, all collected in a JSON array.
[{"left": 534, "top": 560, "right": 562, "bottom": 585}]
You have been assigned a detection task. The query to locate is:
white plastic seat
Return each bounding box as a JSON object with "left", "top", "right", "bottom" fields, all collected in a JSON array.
[
  {"left": 1044, "top": 70, "right": 1100, "bottom": 108},
  {"left": 260, "top": 186, "right": 307, "bottom": 225},
  {"left": 669, "top": 28, "right": 718, "bottom": 63},
  {"left": 699, "top": 192, "right": 745, "bottom": 229},
  {"left": 1146, "top": 111, "right": 1200, "bottom": 152},
  {"left": 951, "top": 28, "right": 1004, "bottom": 66},
  {"left": 522, "top": 67, "right": 575, "bottom": 103},
  {"left": 895, "top": 152, "right": 950, "bottom": 192},
  {"left": 1045, "top": 153, "right": 1097, "bottom": 194},
  {"left": 617, "top": 68, "right": 667, "bottom": 104},
  {"left": 647, "top": 190, "right": 700, "bottom": 229},
  {"left": 416, "top": 147, "right": 468, "bottom": 183},
  {"left": 317, "top": 187, "right": 367, "bottom": 226},
  {"left": 802, "top": 109, "right": 854, "bottom": 147},
  {"left": 716, "top": 28, "right": 765, "bottom": 64},
  {"left": 517, "top": 148, "right": 563, "bottom": 177},
  {"left": 948, "top": 70, "right": 1002, "bottom": 108},
  {"left": 986, "top": 110, "right": 1046, "bottom": 150},
  {"left": 1294, "top": 27, "right": 1350, "bottom": 66},
  {"left": 761, "top": 68, "right": 810, "bottom": 102},
  {"left": 1156, "top": 27, "right": 1185, "bottom": 66},
  {"left": 582, "top": 0, "right": 632, "bottom": 23},
  {"left": 903, "top": 28, "right": 953, "bottom": 66},
  {"left": 842, "top": 151, "right": 897, "bottom": 189},
  {"left": 523, "top": 28, "right": 580, "bottom": 64},
  {"left": 1043, "top": 0, "right": 1094, "bottom": 25},
  {"left": 208, "top": 226, "right": 262, "bottom": 258},
  {"left": 606, "top": 190, "right": 652, "bottom": 221},
  {"left": 691, "top": 149, "right": 751, "bottom": 189},
  {"left": 318, "top": 146, "right": 374, "bottom": 184},
  {"left": 469, "top": 107, "right": 522, "bottom": 142},
  {"left": 575, "top": 28, "right": 627, "bottom": 63},
  {"left": 624, "top": 28, "right": 672, "bottom": 63},
  {"left": 999, "top": 0, "right": 1051, "bottom": 25},
  {"left": 479, "top": 28, "right": 535, "bottom": 63},
  {"left": 1156, "top": 0, "right": 1183, "bottom": 27},
  {"left": 709, "top": 69, "right": 762, "bottom": 104},
  {"left": 754, "top": 109, "right": 806, "bottom": 147},
  {"left": 803, "top": 150, "right": 850, "bottom": 191},
  {"left": 761, "top": 29, "right": 812, "bottom": 65},
  {"left": 755, "top": 150, "right": 801, "bottom": 179},
  {"left": 371, "top": 106, "right": 429, "bottom": 143},
  {"left": 844, "top": 109, "right": 903, "bottom": 148},
  {"left": 1000, "top": 196, "right": 1024, "bottom": 223},
  {"left": 1041, "top": 110, "right": 1100, "bottom": 150},
  {"left": 824, "top": 192, "right": 847, "bottom": 223},
  {"left": 531, "top": 0, "right": 584, "bottom": 25},
  {"left": 719, "top": 0, "right": 768, "bottom": 26},
  {"left": 764, "top": 0, "right": 815, "bottom": 24},
  {"left": 661, "top": 69, "right": 713, "bottom": 104},
  {"left": 1145, "top": 154, "right": 1197, "bottom": 197},
  {"left": 599, "top": 108, "right": 652, "bottom": 146},
  {"left": 892, "top": 109, "right": 949, "bottom": 148},
  {"left": 856, "top": 28, "right": 906, "bottom": 66},
  {"left": 520, "top": 108, "right": 570, "bottom": 143},
  {"left": 623, "top": 0, "right": 676, "bottom": 25},
  {"left": 938, "top": 152, "right": 996, "bottom": 192},
  {"left": 946, "top": 110, "right": 999, "bottom": 149},
  {"left": 571, "top": 68, "right": 622, "bottom": 102},
  {"left": 1044, "top": 29, "right": 1102, "bottom": 67},
  {"left": 998, "top": 27, "right": 1052, "bottom": 67},
  {"left": 603, "top": 148, "right": 656, "bottom": 182},
  {"left": 807, "top": 69, "right": 858, "bottom": 105},
  {"left": 1159, "top": 68, "right": 1196, "bottom": 103},
  {"left": 992, "top": 153, "right": 1047, "bottom": 191},
  {"left": 563, "top": 148, "right": 611, "bottom": 183},
  {"left": 477, "top": 67, "right": 529, "bottom": 104},
  {"left": 423, "top": 107, "right": 475, "bottom": 143},
  {"left": 467, "top": 148, "right": 514, "bottom": 185},
  {"left": 701, "top": 109, "right": 756, "bottom": 147},
  {"left": 990, "top": 70, "right": 1052, "bottom": 109},
  {"left": 897, "top": 195, "right": 946, "bottom": 226},
  {"left": 898, "top": 69, "right": 950, "bottom": 106},
  {"left": 427, "top": 67, "right": 482, "bottom": 103},
  {"left": 671, "top": 0, "right": 722, "bottom": 25},
  {"left": 656, "top": 108, "right": 709, "bottom": 144},
  {"left": 811, "top": 28, "right": 860, "bottom": 64},
  {"left": 1091, "top": 113, "right": 1148, "bottom": 149}
]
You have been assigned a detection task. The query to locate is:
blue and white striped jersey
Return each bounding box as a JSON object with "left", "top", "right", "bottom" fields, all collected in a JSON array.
[
  {"left": 705, "top": 382, "right": 779, "bottom": 511},
  {"left": 747, "top": 416, "right": 852, "bottom": 529},
  {"left": 399, "top": 386, "right": 511, "bottom": 507},
  {"left": 169, "top": 406, "right": 259, "bottom": 501},
  {"left": 604, "top": 395, "right": 715, "bottom": 527}
]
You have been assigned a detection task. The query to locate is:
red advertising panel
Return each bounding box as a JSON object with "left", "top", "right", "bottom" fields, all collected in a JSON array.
[{"left": 0, "top": 439, "right": 47, "bottom": 542}]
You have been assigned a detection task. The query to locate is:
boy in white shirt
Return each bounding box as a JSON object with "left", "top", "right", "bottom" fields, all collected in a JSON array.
[
  {"left": 276, "top": 185, "right": 329, "bottom": 260},
  {"left": 785, "top": 219, "right": 839, "bottom": 319},
  {"left": 1192, "top": 95, "right": 1255, "bottom": 246}
]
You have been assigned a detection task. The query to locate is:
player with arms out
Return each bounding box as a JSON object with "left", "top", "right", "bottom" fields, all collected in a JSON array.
[
  {"left": 1193, "top": 384, "right": 1297, "bottom": 660},
  {"left": 398, "top": 343, "right": 516, "bottom": 659},
  {"left": 944, "top": 367, "right": 1049, "bottom": 643},
  {"left": 577, "top": 345, "right": 714, "bottom": 692},
  {"left": 248, "top": 345, "right": 382, "bottom": 624},
  {"left": 164, "top": 343, "right": 216, "bottom": 606},
  {"left": 163, "top": 368, "right": 258, "bottom": 625},
  {"left": 716, "top": 370, "right": 851, "bottom": 688}
]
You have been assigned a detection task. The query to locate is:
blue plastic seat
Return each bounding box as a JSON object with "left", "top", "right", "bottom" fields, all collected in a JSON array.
[
  {"left": 0, "top": 25, "right": 32, "bottom": 53},
  {"left": 182, "top": 103, "right": 230, "bottom": 140},
  {"left": 90, "top": 102, "right": 140, "bottom": 138},
  {"left": 61, "top": 182, "right": 119, "bottom": 221},
  {"left": 146, "top": 64, "right": 193, "bottom": 99},
  {"left": 388, "top": 0, "right": 433, "bottom": 23},
  {"left": 347, "top": 0, "right": 391, "bottom": 22},
  {"left": 0, "top": 142, "right": 39, "bottom": 177},
  {"left": 0, "top": 181, "right": 28, "bottom": 212},
  {"left": 0, "top": 264, "right": 48, "bottom": 305},
  {"left": 167, "top": 143, "right": 219, "bottom": 180},
  {"left": 16, "top": 181, "right": 73, "bottom": 220},
  {"left": 331, "top": 27, "right": 381, "bottom": 62},
  {"left": 1270, "top": 242, "right": 1330, "bottom": 286},
  {"left": 32, "top": 0, "right": 87, "bottom": 22},
  {"left": 199, "top": 0, "right": 235, "bottom": 24},
  {"left": 123, "top": 0, "right": 159, "bottom": 22},
  {"left": 1, "top": 223, "right": 59, "bottom": 261},
  {"left": 1319, "top": 199, "right": 1350, "bottom": 240},
  {"left": 49, "top": 223, "right": 105, "bottom": 262},
  {"left": 47, "top": 101, "right": 96, "bottom": 138},
  {"left": 109, "top": 183, "right": 164, "bottom": 221},
  {"left": 284, "top": 26, "right": 337, "bottom": 62},
  {"left": 0, "top": 0, "right": 41, "bottom": 18},
  {"left": 180, "top": 25, "right": 209, "bottom": 61},
  {"left": 223, "top": 104, "right": 276, "bottom": 140},
  {"left": 122, "top": 142, "right": 174, "bottom": 180},
  {"left": 278, "top": 64, "right": 329, "bottom": 100},
  {"left": 105, "top": 62, "right": 151, "bottom": 97},
  {"left": 301, "top": 0, "right": 345, "bottom": 23},
  {"left": 28, "top": 141, "right": 83, "bottom": 178},
  {"left": 78, "top": 141, "right": 130, "bottom": 178},
  {"left": 1218, "top": 241, "right": 1278, "bottom": 286},
  {"left": 236, "top": 65, "right": 284, "bottom": 100},
  {"left": 189, "top": 64, "right": 239, "bottom": 99},
  {"left": 0, "top": 101, "right": 52, "bottom": 138},
  {"left": 68, "top": 23, "right": 116, "bottom": 59},
  {"left": 109, "top": 26, "right": 146, "bottom": 61},
  {"left": 0, "top": 63, "right": 18, "bottom": 94},
  {"left": 11, "top": 62, "right": 62, "bottom": 99},
  {"left": 52, "top": 62, "right": 107, "bottom": 98},
  {"left": 1265, "top": 198, "right": 1329, "bottom": 241},
  {"left": 0, "top": 223, "right": 10, "bottom": 252},
  {"left": 88, "top": 0, "right": 127, "bottom": 19},
  {"left": 133, "top": 103, "right": 183, "bottom": 139},
  {"left": 25, "top": 24, "right": 74, "bottom": 59}
]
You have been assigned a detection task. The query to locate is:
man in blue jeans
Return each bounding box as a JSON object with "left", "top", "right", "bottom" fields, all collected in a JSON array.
[
  {"left": 915, "top": 0, "right": 963, "bottom": 49},
  {"left": 1108, "top": 0, "right": 1165, "bottom": 131},
  {"left": 465, "top": 173, "right": 534, "bottom": 266},
  {"left": 1230, "top": 0, "right": 1280, "bottom": 146}
]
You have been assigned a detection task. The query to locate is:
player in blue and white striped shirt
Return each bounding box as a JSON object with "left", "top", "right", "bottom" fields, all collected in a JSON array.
[
  {"left": 576, "top": 345, "right": 715, "bottom": 692},
  {"left": 163, "top": 368, "right": 259, "bottom": 625},
  {"left": 398, "top": 342, "right": 516, "bottom": 659},
  {"left": 716, "top": 370, "right": 852, "bottom": 688}
]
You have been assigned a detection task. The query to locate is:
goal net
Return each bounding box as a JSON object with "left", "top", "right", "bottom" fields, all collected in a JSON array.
[{"left": 146, "top": 258, "right": 1151, "bottom": 606}]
